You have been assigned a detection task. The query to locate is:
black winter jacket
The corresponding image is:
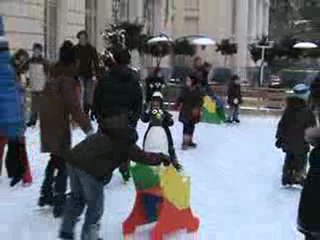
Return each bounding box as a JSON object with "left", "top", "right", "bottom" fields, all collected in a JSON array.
[
  {"left": 92, "top": 65, "right": 143, "bottom": 127},
  {"left": 276, "top": 97, "right": 316, "bottom": 155},
  {"left": 177, "top": 86, "right": 203, "bottom": 124},
  {"left": 227, "top": 82, "right": 242, "bottom": 106}
]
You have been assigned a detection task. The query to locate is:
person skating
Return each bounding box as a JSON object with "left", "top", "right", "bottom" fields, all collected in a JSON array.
[
  {"left": 92, "top": 47, "right": 143, "bottom": 183},
  {"left": 74, "top": 30, "right": 99, "bottom": 116},
  {"left": 276, "top": 83, "right": 316, "bottom": 186},
  {"left": 38, "top": 41, "right": 94, "bottom": 218},
  {"left": 176, "top": 74, "right": 203, "bottom": 150},
  {"left": 7, "top": 49, "right": 33, "bottom": 187},
  {"left": 226, "top": 75, "right": 242, "bottom": 123},
  {"left": 141, "top": 92, "right": 182, "bottom": 170},
  {"left": 26, "top": 43, "right": 49, "bottom": 127},
  {"left": 297, "top": 127, "right": 320, "bottom": 240}
]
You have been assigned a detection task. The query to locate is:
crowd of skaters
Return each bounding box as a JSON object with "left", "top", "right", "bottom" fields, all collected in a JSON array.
[{"left": 2, "top": 27, "right": 320, "bottom": 240}]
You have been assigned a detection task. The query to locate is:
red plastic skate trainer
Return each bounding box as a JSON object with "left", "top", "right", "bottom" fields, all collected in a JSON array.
[{"left": 123, "top": 164, "right": 200, "bottom": 240}]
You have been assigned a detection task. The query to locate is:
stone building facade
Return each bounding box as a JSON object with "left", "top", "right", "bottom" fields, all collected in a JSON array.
[{"left": 0, "top": 0, "right": 270, "bottom": 71}]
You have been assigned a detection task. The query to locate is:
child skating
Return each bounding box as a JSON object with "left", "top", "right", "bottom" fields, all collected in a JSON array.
[
  {"left": 176, "top": 74, "right": 203, "bottom": 150},
  {"left": 276, "top": 83, "right": 316, "bottom": 186},
  {"left": 226, "top": 75, "right": 242, "bottom": 123},
  {"left": 141, "top": 92, "right": 182, "bottom": 170}
]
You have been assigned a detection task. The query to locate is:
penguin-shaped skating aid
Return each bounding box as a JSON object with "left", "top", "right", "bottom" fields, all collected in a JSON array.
[{"left": 142, "top": 92, "right": 176, "bottom": 159}]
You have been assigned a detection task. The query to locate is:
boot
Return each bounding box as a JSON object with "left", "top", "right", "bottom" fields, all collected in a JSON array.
[
  {"left": 53, "top": 194, "right": 66, "bottom": 218},
  {"left": 188, "top": 134, "right": 197, "bottom": 148},
  {"left": 38, "top": 193, "right": 54, "bottom": 207},
  {"left": 182, "top": 135, "right": 189, "bottom": 150},
  {"left": 38, "top": 159, "right": 55, "bottom": 207},
  {"left": 81, "top": 224, "right": 101, "bottom": 240},
  {"left": 19, "top": 141, "right": 32, "bottom": 186}
]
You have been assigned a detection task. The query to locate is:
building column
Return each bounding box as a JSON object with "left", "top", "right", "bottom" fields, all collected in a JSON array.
[
  {"left": 153, "top": 0, "right": 162, "bottom": 34},
  {"left": 263, "top": 0, "right": 270, "bottom": 36},
  {"left": 250, "top": 0, "right": 257, "bottom": 39},
  {"left": 256, "top": 0, "right": 264, "bottom": 38},
  {"left": 56, "top": 0, "right": 68, "bottom": 48},
  {"left": 235, "top": 0, "right": 249, "bottom": 70}
]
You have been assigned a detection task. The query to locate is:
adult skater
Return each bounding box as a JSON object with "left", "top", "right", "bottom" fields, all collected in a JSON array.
[
  {"left": 298, "top": 126, "right": 320, "bottom": 240},
  {"left": 0, "top": 27, "right": 25, "bottom": 180},
  {"left": 38, "top": 41, "right": 94, "bottom": 218},
  {"left": 91, "top": 47, "right": 142, "bottom": 183},
  {"left": 74, "top": 30, "right": 99, "bottom": 115},
  {"left": 276, "top": 83, "right": 316, "bottom": 186}
]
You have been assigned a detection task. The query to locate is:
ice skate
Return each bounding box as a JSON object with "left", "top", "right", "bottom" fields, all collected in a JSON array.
[
  {"left": 53, "top": 194, "right": 66, "bottom": 218},
  {"left": 38, "top": 193, "right": 53, "bottom": 207},
  {"left": 188, "top": 141, "right": 197, "bottom": 148}
]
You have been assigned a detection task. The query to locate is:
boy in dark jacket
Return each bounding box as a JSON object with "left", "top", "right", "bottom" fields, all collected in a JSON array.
[
  {"left": 226, "top": 75, "right": 242, "bottom": 123},
  {"left": 176, "top": 74, "right": 203, "bottom": 150},
  {"left": 276, "top": 83, "right": 316, "bottom": 186}
]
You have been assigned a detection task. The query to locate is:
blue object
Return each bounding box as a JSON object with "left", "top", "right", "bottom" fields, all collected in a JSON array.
[
  {"left": 0, "top": 16, "right": 23, "bottom": 138},
  {"left": 142, "top": 194, "right": 163, "bottom": 223}
]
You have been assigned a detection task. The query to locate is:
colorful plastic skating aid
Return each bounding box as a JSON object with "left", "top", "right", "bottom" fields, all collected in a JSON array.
[{"left": 123, "top": 164, "right": 200, "bottom": 240}]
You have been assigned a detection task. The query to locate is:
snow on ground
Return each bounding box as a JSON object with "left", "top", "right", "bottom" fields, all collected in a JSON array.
[{"left": 0, "top": 115, "right": 306, "bottom": 240}]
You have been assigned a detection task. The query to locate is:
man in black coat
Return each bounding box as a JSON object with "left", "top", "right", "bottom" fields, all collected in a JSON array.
[{"left": 92, "top": 47, "right": 142, "bottom": 182}]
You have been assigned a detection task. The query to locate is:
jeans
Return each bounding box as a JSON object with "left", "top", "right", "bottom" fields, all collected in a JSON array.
[
  {"left": 60, "top": 164, "right": 104, "bottom": 240},
  {"left": 79, "top": 77, "right": 95, "bottom": 115},
  {"left": 228, "top": 105, "right": 240, "bottom": 121}
]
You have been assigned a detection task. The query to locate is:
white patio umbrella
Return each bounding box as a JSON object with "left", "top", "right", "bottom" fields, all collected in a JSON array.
[
  {"left": 293, "top": 42, "right": 318, "bottom": 49},
  {"left": 191, "top": 37, "right": 216, "bottom": 46},
  {"left": 147, "top": 36, "right": 172, "bottom": 44}
]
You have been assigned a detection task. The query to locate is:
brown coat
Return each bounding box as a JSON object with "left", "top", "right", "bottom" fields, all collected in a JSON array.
[{"left": 39, "top": 63, "right": 92, "bottom": 156}]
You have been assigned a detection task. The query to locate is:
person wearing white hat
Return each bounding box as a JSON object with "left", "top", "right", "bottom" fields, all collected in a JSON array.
[{"left": 276, "top": 83, "right": 316, "bottom": 186}]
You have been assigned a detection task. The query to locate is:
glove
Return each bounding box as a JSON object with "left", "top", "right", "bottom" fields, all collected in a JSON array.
[
  {"left": 233, "top": 98, "right": 239, "bottom": 105},
  {"left": 173, "top": 161, "right": 183, "bottom": 171},
  {"left": 159, "top": 153, "right": 172, "bottom": 166}
]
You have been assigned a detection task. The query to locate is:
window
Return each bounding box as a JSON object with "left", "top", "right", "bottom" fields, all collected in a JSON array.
[{"left": 45, "top": 0, "right": 57, "bottom": 59}]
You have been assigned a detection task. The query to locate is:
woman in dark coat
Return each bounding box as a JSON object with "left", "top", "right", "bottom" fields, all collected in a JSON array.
[
  {"left": 298, "top": 127, "right": 320, "bottom": 240},
  {"left": 276, "top": 84, "right": 316, "bottom": 186},
  {"left": 38, "top": 41, "right": 93, "bottom": 217},
  {"left": 176, "top": 74, "right": 203, "bottom": 150}
]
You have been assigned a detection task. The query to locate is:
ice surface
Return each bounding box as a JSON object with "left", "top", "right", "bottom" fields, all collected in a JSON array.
[{"left": 0, "top": 115, "right": 305, "bottom": 239}]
